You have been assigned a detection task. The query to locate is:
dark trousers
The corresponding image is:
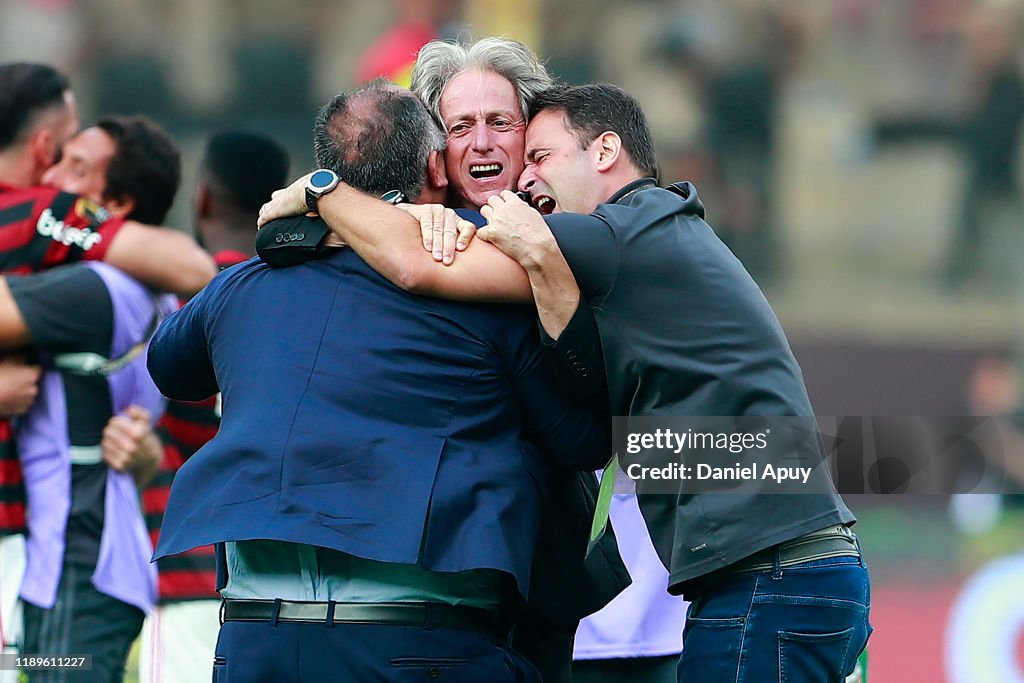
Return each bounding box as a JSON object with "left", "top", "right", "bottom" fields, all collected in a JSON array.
[
  {"left": 510, "top": 611, "right": 576, "bottom": 683},
  {"left": 571, "top": 655, "right": 679, "bottom": 683},
  {"left": 677, "top": 556, "right": 871, "bottom": 683},
  {"left": 21, "top": 563, "right": 145, "bottom": 682},
  {"left": 214, "top": 620, "right": 542, "bottom": 682}
]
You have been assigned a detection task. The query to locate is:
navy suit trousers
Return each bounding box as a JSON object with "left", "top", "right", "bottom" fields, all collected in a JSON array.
[{"left": 213, "top": 620, "right": 541, "bottom": 682}]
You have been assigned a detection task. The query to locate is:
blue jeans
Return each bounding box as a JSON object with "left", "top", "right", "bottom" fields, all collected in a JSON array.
[{"left": 677, "top": 555, "right": 871, "bottom": 683}]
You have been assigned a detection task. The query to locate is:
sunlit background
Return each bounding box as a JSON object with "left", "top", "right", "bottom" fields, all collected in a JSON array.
[{"left": 4, "top": 0, "right": 1024, "bottom": 680}]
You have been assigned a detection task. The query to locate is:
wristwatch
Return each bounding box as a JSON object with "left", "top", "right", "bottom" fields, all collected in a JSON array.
[
  {"left": 305, "top": 169, "right": 340, "bottom": 213},
  {"left": 379, "top": 189, "right": 406, "bottom": 205}
]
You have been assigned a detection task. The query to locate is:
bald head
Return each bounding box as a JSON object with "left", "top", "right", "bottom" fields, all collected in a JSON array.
[{"left": 312, "top": 80, "right": 445, "bottom": 202}]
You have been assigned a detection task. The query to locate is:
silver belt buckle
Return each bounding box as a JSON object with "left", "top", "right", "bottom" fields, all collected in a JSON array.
[{"left": 834, "top": 524, "right": 854, "bottom": 538}]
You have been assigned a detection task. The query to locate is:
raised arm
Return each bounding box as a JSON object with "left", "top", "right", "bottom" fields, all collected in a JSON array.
[
  {"left": 479, "top": 190, "right": 630, "bottom": 351},
  {"left": 104, "top": 222, "right": 217, "bottom": 297},
  {"left": 0, "top": 267, "right": 135, "bottom": 357},
  {"left": 480, "top": 192, "right": 583, "bottom": 339},
  {"left": 257, "top": 178, "right": 532, "bottom": 303},
  {"left": 3, "top": 185, "right": 216, "bottom": 297}
]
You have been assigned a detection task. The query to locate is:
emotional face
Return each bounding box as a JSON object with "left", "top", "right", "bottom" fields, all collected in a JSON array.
[
  {"left": 41, "top": 126, "right": 116, "bottom": 203},
  {"left": 439, "top": 68, "right": 526, "bottom": 209},
  {"left": 518, "top": 108, "right": 602, "bottom": 216}
]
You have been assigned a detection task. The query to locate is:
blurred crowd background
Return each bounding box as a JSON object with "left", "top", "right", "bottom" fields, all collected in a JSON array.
[{"left": 4, "top": 0, "right": 1024, "bottom": 680}]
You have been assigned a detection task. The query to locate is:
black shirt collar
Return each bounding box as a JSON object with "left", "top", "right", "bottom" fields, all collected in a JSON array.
[{"left": 607, "top": 177, "right": 658, "bottom": 205}]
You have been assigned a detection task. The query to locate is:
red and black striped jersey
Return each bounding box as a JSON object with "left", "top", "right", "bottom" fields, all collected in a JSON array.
[
  {"left": 0, "top": 183, "right": 127, "bottom": 536},
  {"left": 0, "top": 183, "right": 125, "bottom": 274},
  {"left": 145, "top": 250, "right": 248, "bottom": 602},
  {"left": 0, "top": 417, "right": 24, "bottom": 533}
]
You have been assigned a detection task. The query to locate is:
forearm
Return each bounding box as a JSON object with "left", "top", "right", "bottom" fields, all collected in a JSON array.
[
  {"left": 523, "top": 242, "right": 580, "bottom": 340},
  {"left": 105, "top": 222, "right": 217, "bottom": 297},
  {"left": 257, "top": 180, "right": 532, "bottom": 301},
  {"left": 0, "top": 279, "right": 30, "bottom": 349},
  {"left": 318, "top": 186, "right": 532, "bottom": 302},
  {"left": 129, "top": 431, "right": 163, "bottom": 487},
  {"left": 0, "top": 354, "right": 41, "bottom": 416}
]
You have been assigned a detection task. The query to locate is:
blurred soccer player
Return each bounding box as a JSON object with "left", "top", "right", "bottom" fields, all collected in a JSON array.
[
  {"left": 137, "top": 131, "right": 288, "bottom": 683},
  {"left": 0, "top": 114, "right": 183, "bottom": 682},
  {"left": 0, "top": 69, "right": 213, "bottom": 635}
]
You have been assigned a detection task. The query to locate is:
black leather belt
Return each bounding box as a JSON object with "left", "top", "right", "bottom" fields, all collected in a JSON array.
[
  {"left": 729, "top": 525, "right": 860, "bottom": 573},
  {"left": 221, "top": 599, "right": 508, "bottom": 639}
]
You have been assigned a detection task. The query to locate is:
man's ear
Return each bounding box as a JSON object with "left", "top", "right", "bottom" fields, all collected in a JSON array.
[
  {"left": 28, "top": 128, "right": 58, "bottom": 172},
  {"left": 427, "top": 150, "right": 449, "bottom": 191},
  {"left": 594, "top": 131, "right": 622, "bottom": 173},
  {"left": 103, "top": 194, "right": 136, "bottom": 220},
  {"left": 195, "top": 183, "right": 213, "bottom": 219}
]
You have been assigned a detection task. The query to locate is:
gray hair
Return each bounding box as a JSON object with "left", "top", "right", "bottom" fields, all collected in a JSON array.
[{"left": 410, "top": 37, "right": 553, "bottom": 131}]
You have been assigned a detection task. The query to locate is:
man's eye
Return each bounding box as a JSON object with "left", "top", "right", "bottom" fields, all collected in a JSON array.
[
  {"left": 491, "top": 119, "right": 521, "bottom": 132},
  {"left": 448, "top": 123, "right": 472, "bottom": 137}
]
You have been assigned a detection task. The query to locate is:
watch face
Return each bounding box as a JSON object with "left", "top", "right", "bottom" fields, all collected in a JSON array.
[
  {"left": 380, "top": 190, "right": 406, "bottom": 205},
  {"left": 309, "top": 169, "right": 337, "bottom": 191}
]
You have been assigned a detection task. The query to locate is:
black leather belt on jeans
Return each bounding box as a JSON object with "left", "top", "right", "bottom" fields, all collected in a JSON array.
[
  {"left": 728, "top": 524, "right": 860, "bottom": 573},
  {"left": 221, "top": 599, "right": 508, "bottom": 639}
]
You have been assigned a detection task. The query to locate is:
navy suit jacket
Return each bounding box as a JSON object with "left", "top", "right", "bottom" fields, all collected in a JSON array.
[{"left": 148, "top": 249, "right": 610, "bottom": 596}]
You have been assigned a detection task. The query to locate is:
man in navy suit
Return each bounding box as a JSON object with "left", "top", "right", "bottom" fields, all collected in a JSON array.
[{"left": 147, "top": 80, "right": 610, "bottom": 682}]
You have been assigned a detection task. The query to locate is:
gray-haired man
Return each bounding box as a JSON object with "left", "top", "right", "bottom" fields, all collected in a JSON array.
[{"left": 258, "top": 37, "right": 634, "bottom": 683}]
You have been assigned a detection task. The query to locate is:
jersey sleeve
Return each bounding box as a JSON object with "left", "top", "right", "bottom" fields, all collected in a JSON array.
[{"left": 6, "top": 264, "right": 113, "bottom": 353}]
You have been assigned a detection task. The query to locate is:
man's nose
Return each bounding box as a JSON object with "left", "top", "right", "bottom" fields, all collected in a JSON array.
[
  {"left": 518, "top": 169, "right": 536, "bottom": 193},
  {"left": 471, "top": 123, "right": 493, "bottom": 152},
  {"left": 40, "top": 165, "right": 60, "bottom": 187}
]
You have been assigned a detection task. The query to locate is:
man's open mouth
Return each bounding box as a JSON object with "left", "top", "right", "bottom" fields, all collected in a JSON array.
[
  {"left": 469, "top": 163, "right": 503, "bottom": 179},
  {"left": 534, "top": 195, "right": 555, "bottom": 215}
]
